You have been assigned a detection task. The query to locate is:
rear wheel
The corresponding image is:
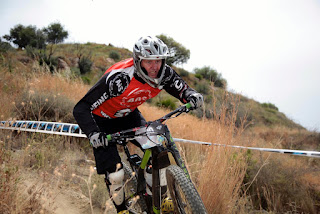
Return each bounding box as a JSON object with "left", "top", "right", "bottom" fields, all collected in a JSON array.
[
  {"left": 122, "top": 162, "right": 148, "bottom": 213},
  {"left": 166, "top": 165, "right": 207, "bottom": 214}
]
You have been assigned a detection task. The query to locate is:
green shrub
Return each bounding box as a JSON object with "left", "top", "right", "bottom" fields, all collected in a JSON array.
[
  {"left": 156, "top": 97, "right": 177, "bottom": 110},
  {"left": 195, "top": 73, "right": 203, "bottom": 80},
  {"left": 78, "top": 56, "right": 93, "bottom": 74},
  {"left": 71, "top": 67, "right": 81, "bottom": 76},
  {"left": 109, "top": 50, "right": 121, "bottom": 61},
  {"left": 195, "top": 81, "right": 210, "bottom": 95},
  {"left": 261, "top": 102, "right": 278, "bottom": 111},
  {"left": 0, "top": 38, "right": 14, "bottom": 53},
  {"left": 25, "top": 46, "right": 58, "bottom": 72},
  {"left": 39, "top": 55, "right": 58, "bottom": 73},
  {"left": 194, "top": 66, "right": 227, "bottom": 89},
  {"left": 81, "top": 76, "right": 91, "bottom": 85}
]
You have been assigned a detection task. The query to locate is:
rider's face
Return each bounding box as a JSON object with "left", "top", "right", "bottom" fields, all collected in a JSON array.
[{"left": 141, "top": 59, "right": 162, "bottom": 78}]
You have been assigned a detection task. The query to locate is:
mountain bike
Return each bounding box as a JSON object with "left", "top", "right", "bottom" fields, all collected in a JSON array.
[{"left": 107, "top": 103, "right": 207, "bottom": 214}]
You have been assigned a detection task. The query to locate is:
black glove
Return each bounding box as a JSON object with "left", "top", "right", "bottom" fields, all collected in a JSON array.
[
  {"left": 187, "top": 92, "right": 204, "bottom": 109},
  {"left": 88, "top": 132, "right": 108, "bottom": 148}
]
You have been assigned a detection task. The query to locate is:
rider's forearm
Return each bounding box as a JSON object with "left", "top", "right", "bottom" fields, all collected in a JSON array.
[
  {"left": 161, "top": 66, "right": 197, "bottom": 103},
  {"left": 73, "top": 101, "right": 100, "bottom": 137}
]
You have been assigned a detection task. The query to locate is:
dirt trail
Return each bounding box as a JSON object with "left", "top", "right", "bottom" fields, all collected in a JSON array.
[
  {"left": 19, "top": 162, "right": 117, "bottom": 214},
  {"left": 50, "top": 188, "right": 89, "bottom": 214},
  {"left": 21, "top": 171, "right": 87, "bottom": 213}
]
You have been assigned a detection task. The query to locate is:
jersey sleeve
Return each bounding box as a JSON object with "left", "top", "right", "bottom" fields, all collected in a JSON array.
[
  {"left": 161, "top": 65, "right": 197, "bottom": 103},
  {"left": 73, "top": 74, "right": 110, "bottom": 137}
]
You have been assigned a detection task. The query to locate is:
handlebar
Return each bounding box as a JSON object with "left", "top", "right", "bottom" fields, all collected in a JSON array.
[
  {"left": 106, "top": 103, "right": 192, "bottom": 143},
  {"left": 155, "top": 102, "right": 191, "bottom": 123}
]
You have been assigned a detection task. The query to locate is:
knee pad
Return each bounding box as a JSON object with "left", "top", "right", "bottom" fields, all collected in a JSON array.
[{"left": 108, "top": 169, "right": 125, "bottom": 205}]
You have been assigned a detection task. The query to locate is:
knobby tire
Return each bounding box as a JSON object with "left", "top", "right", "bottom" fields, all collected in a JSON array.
[{"left": 166, "top": 165, "right": 207, "bottom": 214}]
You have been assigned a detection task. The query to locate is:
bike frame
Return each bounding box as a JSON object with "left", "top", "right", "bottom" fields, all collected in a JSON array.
[{"left": 107, "top": 103, "right": 192, "bottom": 213}]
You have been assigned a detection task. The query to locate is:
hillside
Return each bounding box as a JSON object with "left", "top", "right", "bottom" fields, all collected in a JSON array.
[
  {"left": 1, "top": 42, "right": 320, "bottom": 214},
  {"left": 0, "top": 42, "right": 304, "bottom": 130}
]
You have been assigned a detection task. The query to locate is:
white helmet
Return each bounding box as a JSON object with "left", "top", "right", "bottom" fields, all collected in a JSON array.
[{"left": 133, "top": 36, "right": 169, "bottom": 88}]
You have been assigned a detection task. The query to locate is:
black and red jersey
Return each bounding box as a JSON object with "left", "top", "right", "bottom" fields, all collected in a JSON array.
[{"left": 73, "top": 58, "right": 196, "bottom": 136}]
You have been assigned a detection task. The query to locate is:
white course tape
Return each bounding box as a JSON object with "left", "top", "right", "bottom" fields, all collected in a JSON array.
[
  {"left": 173, "top": 138, "right": 320, "bottom": 158},
  {"left": 172, "top": 138, "right": 212, "bottom": 145},
  {"left": 0, "top": 120, "right": 87, "bottom": 138},
  {"left": 1, "top": 120, "right": 320, "bottom": 158}
]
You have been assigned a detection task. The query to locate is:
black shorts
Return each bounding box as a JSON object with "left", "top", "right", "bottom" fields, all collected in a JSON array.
[{"left": 92, "top": 108, "right": 146, "bottom": 174}]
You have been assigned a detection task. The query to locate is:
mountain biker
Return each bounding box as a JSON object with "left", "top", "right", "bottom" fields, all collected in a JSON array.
[{"left": 73, "top": 36, "right": 203, "bottom": 213}]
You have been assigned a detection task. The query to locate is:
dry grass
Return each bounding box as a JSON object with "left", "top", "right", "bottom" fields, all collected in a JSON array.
[
  {"left": 0, "top": 71, "right": 26, "bottom": 119},
  {"left": 139, "top": 90, "right": 249, "bottom": 214},
  {"left": 26, "top": 72, "right": 89, "bottom": 103},
  {"left": 1, "top": 61, "right": 320, "bottom": 213},
  {"left": 0, "top": 131, "right": 94, "bottom": 213},
  {"left": 0, "top": 135, "right": 53, "bottom": 214},
  {"left": 241, "top": 125, "right": 320, "bottom": 213},
  {"left": 0, "top": 65, "right": 89, "bottom": 122}
]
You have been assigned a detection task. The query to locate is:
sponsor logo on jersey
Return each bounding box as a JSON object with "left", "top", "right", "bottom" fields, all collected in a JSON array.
[
  {"left": 114, "top": 109, "right": 132, "bottom": 117},
  {"left": 174, "top": 79, "right": 184, "bottom": 91},
  {"left": 90, "top": 92, "right": 109, "bottom": 110},
  {"left": 108, "top": 73, "right": 130, "bottom": 96},
  {"left": 100, "top": 111, "right": 111, "bottom": 119},
  {"left": 120, "top": 88, "right": 152, "bottom": 107}
]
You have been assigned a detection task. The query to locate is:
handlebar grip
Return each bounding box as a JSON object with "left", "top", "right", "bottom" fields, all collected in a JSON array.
[
  {"left": 185, "top": 102, "right": 192, "bottom": 109},
  {"left": 106, "top": 134, "right": 112, "bottom": 141}
]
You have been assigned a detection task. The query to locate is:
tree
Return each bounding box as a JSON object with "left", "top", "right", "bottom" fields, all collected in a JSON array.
[
  {"left": 194, "top": 66, "right": 227, "bottom": 89},
  {"left": 43, "top": 22, "right": 68, "bottom": 57},
  {"left": 34, "top": 29, "right": 46, "bottom": 49},
  {"left": 43, "top": 22, "right": 68, "bottom": 44},
  {"left": 3, "top": 24, "right": 46, "bottom": 49},
  {"left": 156, "top": 34, "right": 190, "bottom": 66}
]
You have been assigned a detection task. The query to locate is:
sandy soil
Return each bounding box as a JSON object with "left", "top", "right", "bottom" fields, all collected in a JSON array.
[{"left": 18, "top": 158, "right": 117, "bottom": 214}]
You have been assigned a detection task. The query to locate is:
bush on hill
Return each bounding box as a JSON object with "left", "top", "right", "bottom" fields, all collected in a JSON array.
[{"left": 14, "top": 89, "right": 76, "bottom": 123}]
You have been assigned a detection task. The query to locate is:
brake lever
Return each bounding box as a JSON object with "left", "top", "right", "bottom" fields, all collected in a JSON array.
[
  {"left": 175, "top": 111, "right": 183, "bottom": 117},
  {"left": 107, "top": 132, "right": 126, "bottom": 145},
  {"left": 176, "top": 105, "right": 190, "bottom": 116}
]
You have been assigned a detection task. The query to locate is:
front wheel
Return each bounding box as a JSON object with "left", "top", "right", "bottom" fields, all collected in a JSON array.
[{"left": 166, "top": 165, "right": 207, "bottom": 214}]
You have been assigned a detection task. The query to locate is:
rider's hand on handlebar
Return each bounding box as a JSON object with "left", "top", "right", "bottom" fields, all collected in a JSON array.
[
  {"left": 88, "top": 132, "right": 108, "bottom": 148},
  {"left": 187, "top": 92, "right": 204, "bottom": 109}
]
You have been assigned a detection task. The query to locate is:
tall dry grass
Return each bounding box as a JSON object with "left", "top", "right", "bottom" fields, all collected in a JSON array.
[
  {"left": 139, "top": 89, "right": 249, "bottom": 214},
  {"left": 26, "top": 71, "right": 89, "bottom": 103},
  {"left": 241, "top": 125, "right": 320, "bottom": 213},
  {"left": 0, "top": 71, "right": 26, "bottom": 119},
  {"left": 0, "top": 133, "right": 56, "bottom": 214},
  {"left": 2, "top": 62, "right": 320, "bottom": 213},
  {"left": 1, "top": 66, "right": 89, "bottom": 124}
]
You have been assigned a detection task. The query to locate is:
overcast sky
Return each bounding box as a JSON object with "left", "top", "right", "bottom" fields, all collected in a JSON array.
[{"left": 1, "top": 0, "right": 320, "bottom": 131}]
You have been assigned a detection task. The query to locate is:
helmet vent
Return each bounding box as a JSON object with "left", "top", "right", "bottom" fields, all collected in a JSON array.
[
  {"left": 154, "top": 44, "right": 159, "bottom": 51},
  {"left": 143, "top": 39, "right": 149, "bottom": 44}
]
